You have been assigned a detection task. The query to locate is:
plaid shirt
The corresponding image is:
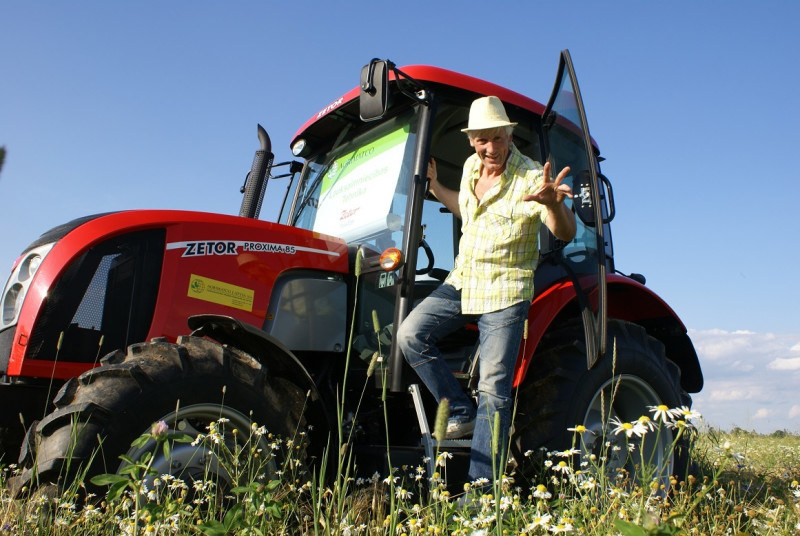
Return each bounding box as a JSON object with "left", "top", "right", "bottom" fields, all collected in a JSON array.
[{"left": 445, "top": 144, "right": 547, "bottom": 314}]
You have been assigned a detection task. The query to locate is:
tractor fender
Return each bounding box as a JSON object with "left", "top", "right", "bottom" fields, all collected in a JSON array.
[
  {"left": 513, "top": 274, "right": 703, "bottom": 393},
  {"left": 186, "top": 314, "right": 332, "bottom": 433}
]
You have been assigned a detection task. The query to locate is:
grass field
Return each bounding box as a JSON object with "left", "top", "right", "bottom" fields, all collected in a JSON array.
[{"left": 2, "top": 415, "right": 799, "bottom": 536}]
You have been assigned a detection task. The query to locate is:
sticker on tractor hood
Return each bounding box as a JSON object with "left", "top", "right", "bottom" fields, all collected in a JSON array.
[
  {"left": 188, "top": 274, "right": 254, "bottom": 312},
  {"left": 166, "top": 240, "right": 341, "bottom": 258}
]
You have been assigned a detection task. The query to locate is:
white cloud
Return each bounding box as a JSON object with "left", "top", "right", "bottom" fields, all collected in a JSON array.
[
  {"left": 687, "top": 328, "right": 800, "bottom": 433},
  {"left": 708, "top": 388, "right": 755, "bottom": 401},
  {"left": 689, "top": 328, "right": 796, "bottom": 363},
  {"left": 768, "top": 357, "right": 800, "bottom": 370},
  {"left": 753, "top": 408, "right": 770, "bottom": 420}
]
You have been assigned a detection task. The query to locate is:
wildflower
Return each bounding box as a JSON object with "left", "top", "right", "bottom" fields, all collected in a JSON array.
[
  {"left": 436, "top": 451, "right": 453, "bottom": 467},
  {"left": 610, "top": 417, "right": 647, "bottom": 438},
  {"left": 151, "top": 420, "right": 169, "bottom": 440},
  {"left": 499, "top": 494, "right": 515, "bottom": 511},
  {"left": 396, "top": 487, "right": 413, "bottom": 500},
  {"left": 567, "top": 424, "right": 588, "bottom": 434},
  {"left": 649, "top": 404, "right": 681, "bottom": 424},
  {"left": 554, "top": 448, "right": 581, "bottom": 458},
  {"left": 550, "top": 521, "right": 573, "bottom": 533},
  {"left": 533, "top": 484, "right": 552, "bottom": 499},
  {"left": 636, "top": 415, "right": 657, "bottom": 432},
  {"left": 608, "top": 486, "right": 629, "bottom": 498},
  {"left": 552, "top": 461, "right": 572, "bottom": 474},
  {"left": 677, "top": 406, "right": 702, "bottom": 423},
  {"left": 58, "top": 501, "right": 76, "bottom": 511},
  {"left": 252, "top": 423, "right": 267, "bottom": 436},
  {"left": 471, "top": 477, "right": 490, "bottom": 488},
  {"left": 668, "top": 419, "right": 693, "bottom": 433},
  {"left": 525, "top": 513, "right": 552, "bottom": 531}
]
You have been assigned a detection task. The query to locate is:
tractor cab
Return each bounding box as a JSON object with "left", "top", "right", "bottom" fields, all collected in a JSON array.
[{"left": 279, "top": 52, "right": 614, "bottom": 391}]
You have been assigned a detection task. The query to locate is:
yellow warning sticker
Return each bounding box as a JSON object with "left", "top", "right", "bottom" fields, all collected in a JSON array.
[{"left": 187, "top": 274, "right": 254, "bottom": 312}]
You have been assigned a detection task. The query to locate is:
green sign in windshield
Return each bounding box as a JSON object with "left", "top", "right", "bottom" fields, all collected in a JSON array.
[{"left": 313, "top": 124, "right": 412, "bottom": 242}]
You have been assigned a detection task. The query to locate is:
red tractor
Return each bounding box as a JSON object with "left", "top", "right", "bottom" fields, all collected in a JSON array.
[{"left": 1, "top": 51, "right": 702, "bottom": 491}]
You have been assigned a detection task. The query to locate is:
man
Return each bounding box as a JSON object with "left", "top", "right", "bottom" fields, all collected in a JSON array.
[{"left": 396, "top": 96, "right": 576, "bottom": 483}]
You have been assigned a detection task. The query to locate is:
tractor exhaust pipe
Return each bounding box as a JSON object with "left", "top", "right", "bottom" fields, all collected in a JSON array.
[{"left": 239, "top": 124, "right": 274, "bottom": 219}]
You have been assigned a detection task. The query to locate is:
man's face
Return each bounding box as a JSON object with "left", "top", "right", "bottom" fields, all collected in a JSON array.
[{"left": 469, "top": 129, "right": 512, "bottom": 174}]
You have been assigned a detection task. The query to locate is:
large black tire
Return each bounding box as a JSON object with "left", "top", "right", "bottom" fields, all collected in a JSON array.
[
  {"left": 511, "top": 319, "right": 690, "bottom": 486},
  {"left": 10, "top": 336, "right": 309, "bottom": 495}
]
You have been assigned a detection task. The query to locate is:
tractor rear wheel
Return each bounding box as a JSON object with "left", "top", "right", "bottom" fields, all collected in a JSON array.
[
  {"left": 10, "top": 336, "right": 309, "bottom": 496},
  {"left": 511, "top": 319, "right": 690, "bottom": 487}
]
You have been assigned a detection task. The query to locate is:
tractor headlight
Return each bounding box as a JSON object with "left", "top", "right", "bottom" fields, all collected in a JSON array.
[
  {"left": 291, "top": 138, "right": 310, "bottom": 157},
  {"left": 2, "top": 283, "right": 23, "bottom": 325},
  {"left": 1, "top": 243, "right": 54, "bottom": 329}
]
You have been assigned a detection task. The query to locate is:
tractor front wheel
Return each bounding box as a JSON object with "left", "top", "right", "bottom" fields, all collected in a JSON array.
[{"left": 10, "top": 336, "right": 309, "bottom": 496}]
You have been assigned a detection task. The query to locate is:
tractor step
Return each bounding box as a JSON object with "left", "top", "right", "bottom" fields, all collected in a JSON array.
[{"left": 408, "top": 383, "right": 472, "bottom": 477}]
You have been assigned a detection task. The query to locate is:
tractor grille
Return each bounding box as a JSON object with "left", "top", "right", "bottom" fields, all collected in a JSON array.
[{"left": 27, "top": 229, "right": 165, "bottom": 364}]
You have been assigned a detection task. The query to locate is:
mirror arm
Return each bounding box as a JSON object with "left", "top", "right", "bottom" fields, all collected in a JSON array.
[{"left": 391, "top": 64, "right": 432, "bottom": 106}]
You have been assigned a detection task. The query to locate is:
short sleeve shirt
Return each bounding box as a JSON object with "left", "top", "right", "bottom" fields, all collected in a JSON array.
[{"left": 444, "top": 144, "right": 547, "bottom": 314}]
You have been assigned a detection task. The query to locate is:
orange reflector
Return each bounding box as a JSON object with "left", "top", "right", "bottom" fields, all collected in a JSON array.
[{"left": 379, "top": 248, "right": 403, "bottom": 271}]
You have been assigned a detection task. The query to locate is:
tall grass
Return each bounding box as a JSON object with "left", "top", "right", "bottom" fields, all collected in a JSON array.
[
  {"left": 3, "top": 284, "right": 797, "bottom": 534},
  {"left": 2, "top": 414, "right": 799, "bottom": 535}
]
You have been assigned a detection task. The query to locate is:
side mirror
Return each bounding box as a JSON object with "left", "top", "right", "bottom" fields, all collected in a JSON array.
[{"left": 360, "top": 59, "right": 390, "bottom": 121}]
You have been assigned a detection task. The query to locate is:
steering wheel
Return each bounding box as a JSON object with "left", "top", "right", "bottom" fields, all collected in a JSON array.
[{"left": 415, "top": 239, "right": 435, "bottom": 275}]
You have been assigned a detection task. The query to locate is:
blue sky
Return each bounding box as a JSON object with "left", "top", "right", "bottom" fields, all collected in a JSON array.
[{"left": 2, "top": 1, "right": 799, "bottom": 433}]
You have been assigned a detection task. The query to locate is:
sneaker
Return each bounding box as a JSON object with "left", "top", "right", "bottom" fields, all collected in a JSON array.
[{"left": 444, "top": 418, "right": 475, "bottom": 439}]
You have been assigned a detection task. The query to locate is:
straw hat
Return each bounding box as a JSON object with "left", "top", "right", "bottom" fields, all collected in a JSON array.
[{"left": 460, "top": 96, "right": 517, "bottom": 133}]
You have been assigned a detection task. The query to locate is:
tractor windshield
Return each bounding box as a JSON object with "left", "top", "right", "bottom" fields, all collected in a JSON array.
[{"left": 291, "top": 109, "right": 419, "bottom": 253}]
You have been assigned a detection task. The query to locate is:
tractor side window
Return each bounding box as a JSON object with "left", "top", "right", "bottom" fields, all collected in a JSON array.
[{"left": 416, "top": 198, "right": 456, "bottom": 278}]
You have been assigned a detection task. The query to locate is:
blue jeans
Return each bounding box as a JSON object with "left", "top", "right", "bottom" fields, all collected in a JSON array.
[{"left": 396, "top": 284, "right": 528, "bottom": 482}]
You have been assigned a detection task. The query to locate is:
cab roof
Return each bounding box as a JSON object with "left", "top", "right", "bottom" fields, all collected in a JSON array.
[{"left": 290, "top": 65, "right": 548, "bottom": 148}]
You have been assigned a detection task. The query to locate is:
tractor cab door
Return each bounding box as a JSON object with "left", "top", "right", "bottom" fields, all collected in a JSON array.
[{"left": 541, "top": 49, "right": 609, "bottom": 368}]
